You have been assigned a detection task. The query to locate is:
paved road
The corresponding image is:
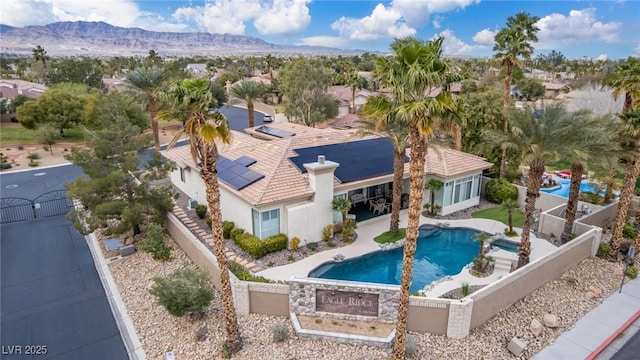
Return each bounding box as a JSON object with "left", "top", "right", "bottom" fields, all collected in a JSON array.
[
  {"left": 1, "top": 166, "right": 128, "bottom": 359},
  {"left": 610, "top": 322, "right": 640, "bottom": 359}
]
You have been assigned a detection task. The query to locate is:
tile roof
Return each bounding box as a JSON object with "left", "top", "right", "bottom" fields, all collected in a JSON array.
[{"left": 162, "top": 122, "right": 492, "bottom": 206}]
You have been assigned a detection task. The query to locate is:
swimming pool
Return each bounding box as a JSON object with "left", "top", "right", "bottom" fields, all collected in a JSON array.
[
  {"left": 308, "top": 227, "right": 492, "bottom": 292},
  {"left": 540, "top": 179, "right": 601, "bottom": 198}
]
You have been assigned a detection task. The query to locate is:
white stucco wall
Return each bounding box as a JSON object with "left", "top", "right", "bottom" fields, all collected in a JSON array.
[{"left": 219, "top": 187, "right": 254, "bottom": 233}]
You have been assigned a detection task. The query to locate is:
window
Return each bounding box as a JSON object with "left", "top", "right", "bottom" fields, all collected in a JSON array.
[
  {"left": 252, "top": 209, "right": 280, "bottom": 239},
  {"left": 179, "top": 167, "right": 185, "bottom": 182},
  {"left": 443, "top": 181, "right": 453, "bottom": 207},
  {"left": 443, "top": 175, "right": 480, "bottom": 207}
]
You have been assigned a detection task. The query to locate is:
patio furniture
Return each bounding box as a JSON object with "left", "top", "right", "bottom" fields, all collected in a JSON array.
[
  {"left": 350, "top": 193, "right": 367, "bottom": 207},
  {"left": 372, "top": 202, "right": 386, "bottom": 215}
]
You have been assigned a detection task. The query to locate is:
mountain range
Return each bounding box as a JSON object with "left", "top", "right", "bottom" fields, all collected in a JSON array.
[{"left": 0, "top": 21, "right": 360, "bottom": 57}]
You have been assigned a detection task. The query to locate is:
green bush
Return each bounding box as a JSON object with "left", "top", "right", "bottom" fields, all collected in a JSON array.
[
  {"left": 230, "top": 228, "right": 245, "bottom": 241},
  {"left": 235, "top": 233, "right": 264, "bottom": 259},
  {"left": 263, "top": 234, "right": 288, "bottom": 254},
  {"left": 26, "top": 152, "right": 40, "bottom": 160},
  {"left": 306, "top": 242, "right": 318, "bottom": 251},
  {"left": 322, "top": 224, "right": 334, "bottom": 242},
  {"left": 222, "top": 221, "right": 235, "bottom": 239},
  {"left": 205, "top": 217, "right": 212, "bottom": 228},
  {"left": 272, "top": 322, "right": 290, "bottom": 342},
  {"left": 227, "top": 261, "right": 271, "bottom": 283},
  {"left": 485, "top": 178, "right": 518, "bottom": 204},
  {"left": 195, "top": 204, "right": 208, "bottom": 219},
  {"left": 596, "top": 243, "right": 612, "bottom": 259},
  {"left": 342, "top": 218, "right": 357, "bottom": 242},
  {"left": 290, "top": 237, "right": 300, "bottom": 250},
  {"left": 149, "top": 267, "right": 214, "bottom": 317},
  {"left": 139, "top": 223, "right": 171, "bottom": 262},
  {"left": 622, "top": 222, "right": 637, "bottom": 240},
  {"left": 626, "top": 266, "right": 638, "bottom": 279},
  {"left": 0, "top": 162, "right": 12, "bottom": 170}
]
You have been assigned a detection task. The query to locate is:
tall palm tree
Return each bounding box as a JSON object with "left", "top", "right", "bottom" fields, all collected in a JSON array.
[
  {"left": 32, "top": 45, "right": 50, "bottom": 85},
  {"left": 158, "top": 78, "right": 242, "bottom": 354},
  {"left": 229, "top": 80, "right": 264, "bottom": 128},
  {"left": 360, "top": 95, "right": 409, "bottom": 234},
  {"left": 376, "top": 37, "right": 465, "bottom": 359},
  {"left": 147, "top": 49, "right": 161, "bottom": 66},
  {"left": 493, "top": 12, "right": 540, "bottom": 178},
  {"left": 438, "top": 96, "right": 466, "bottom": 151},
  {"left": 344, "top": 69, "right": 366, "bottom": 113},
  {"left": 424, "top": 178, "right": 444, "bottom": 214},
  {"left": 125, "top": 67, "right": 165, "bottom": 152},
  {"left": 484, "top": 104, "right": 575, "bottom": 267},
  {"left": 556, "top": 111, "right": 620, "bottom": 240},
  {"left": 604, "top": 58, "right": 640, "bottom": 254},
  {"left": 501, "top": 199, "right": 519, "bottom": 234}
]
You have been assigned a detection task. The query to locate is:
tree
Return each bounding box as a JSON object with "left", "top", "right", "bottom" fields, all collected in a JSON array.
[
  {"left": 65, "top": 117, "right": 174, "bottom": 237},
  {"left": 279, "top": 57, "right": 336, "bottom": 126},
  {"left": 424, "top": 179, "right": 444, "bottom": 215},
  {"left": 147, "top": 49, "right": 161, "bottom": 66},
  {"left": 158, "top": 78, "right": 242, "bottom": 354},
  {"left": 229, "top": 80, "right": 264, "bottom": 128},
  {"left": 83, "top": 91, "right": 149, "bottom": 131},
  {"left": 360, "top": 95, "right": 409, "bottom": 234},
  {"left": 32, "top": 45, "right": 50, "bottom": 85},
  {"left": 483, "top": 104, "right": 579, "bottom": 267},
  {"left": 472, "top": 231, "right": 493, "bottom": 272},
  {"left": 126, "top": 67, "right": 165, "bottom": 152},
  {"left": 17, "top": 83, "right": 88, "bottom": 135},
  {"left": 331, "top": 198, "right": 352, "bottom": 225},
  {"left": 493, "top": 12, "right": 540, "bottom": 178},
  {"left": 515, "top": 78, "right": 545, "bottom": 101},
  {"left": 49, "top": 59, "right": 106, "bottom": 91},
  {"left": 342, "top": 69, "right": 367, "bottom": 113},
  {"left": 139, "top": 223, "right": 172, "bottom": 275},
  {"left": 375, "top": 37, "right": 465, "bottom": 359},
  {"left": 501, "top": 199, "right": 519, "bottom": 234},
  {"left": 149, "top": 267, "right": 214, "bottom": 317},
  {"left": 36, "top": 124, "right": 60, "bottom": 155}
]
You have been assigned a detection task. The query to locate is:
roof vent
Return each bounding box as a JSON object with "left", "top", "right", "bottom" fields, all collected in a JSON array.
[{"left": 318, "top": 155, "right": 325, "bottom": 164}]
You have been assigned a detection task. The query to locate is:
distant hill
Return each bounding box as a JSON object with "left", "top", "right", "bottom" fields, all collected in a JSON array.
[{"left": 0, "top": 21, "right": 361, "bottom": 57}]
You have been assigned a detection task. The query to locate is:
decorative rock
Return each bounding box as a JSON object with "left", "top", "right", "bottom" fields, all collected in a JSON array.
[
  {"left": 530, "top": 319, "right": 543, "bottom": 337},
  {"left": 543, "top": 314, "right": 559, "bottom": 328},
  {"left": 586, "top": 286, "right": 602, "bottom": 299},
  {"left": 507, "top": 337, "right": 527, "bottom": 356}
]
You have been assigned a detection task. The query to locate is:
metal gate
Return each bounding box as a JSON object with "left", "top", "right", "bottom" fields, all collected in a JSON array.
[{"left": 0, "top": 190, "right": 74, "bottom": 224}]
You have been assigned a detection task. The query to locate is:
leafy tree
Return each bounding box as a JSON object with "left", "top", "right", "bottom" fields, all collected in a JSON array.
[
  {"left": 515, "top": 78, "right": 545, "bottom": 101},
  {"left": 158, "top": 78, "right": 242, "bottom": 353},
  {"left": 213, "top": 72, "right": 240, "bottom": 88},
  {"left": 0, "top": 98, "right": 7, "bottom": 115},
  {"left": 32, "top": 45, "right": 50, "bottom": 85},
  {"left": 10, "top": 94, "right": 31, "bottom": 112},
  {"left": 210, "top": 83, "right": 227, "bottom": 108},
  {"left": 279, "top": 57, "right": 336, "bottom": 126},
  {"left": 125, "top": 66, "right": 165, "bottom": 151},
  {"left": 149, "top": 267, "right": 214, "bottom": 317},
  {"left": 50, "top": 59, "right": 106, "bottom": 91},
  {"left": 493, "top": 12, "right": 540, "bottom": 178},
  {"left": 139, "top": 223, "right": 172, "bottom": 275},
  {"left": 36, "top": 124, "right": 60, "bottom": 155},
  {"left": 229, "top": 80, "right": 264, "bottom": 128},
  {"left": 65, "top": 117, "right": 174, "bottom": 236},
  {"left": 17, "top": 83, "right": 88, "bottom": 135},
  {"left": 331, "top": 198, "right": 352, "bottom": 225},
  {"left": 83, "top": 91, "right": 149, "bottom": 131},
  {"left": 147, "top": 49, "right": 161, "bottom": 66}
]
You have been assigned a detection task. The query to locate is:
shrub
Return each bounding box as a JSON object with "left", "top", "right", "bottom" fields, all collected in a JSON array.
[
  {"left": 405, "top": 334, "right": 418, "bottom": 358},
  {"left": 227, "top": 261, "right": 271, "bottom": 282},
  {"left": 485, "top": 178, "right": 518, "bottom": 204},
  {"left": 626, "top": 266, "right": 638, "bottom": 279},
  {"left": 322, "top": 224, "right": 334, "bottom": 242},
  {"left": 195, "top": 204, "right": 208, "bottom": 219},
  {"left": 205, "top": 217, "right": 212, "bottom": 228},
  {"left": 342, "top": 218, "right": 357, "bottom": 243},
  {"left": 26, "top": 153, "right": 39, "bottom": 160},
  {"left": 139, "top": 223, "right": 172, "bottom": 263},
  {"left": 0, "top": 163, "right": 12, "bottom": 170},
  {"left": 235, "top": 233, "right": 264, "bottom": 259},
  {"left": 290, "top": 237, "right": 300, "bottom": 250},
  {"left": 42, "top": 145, "right": 50, "bottom": 151},
  {"left": 306, "top": 242, "right": 318, "bottom": 251},
  {"left": 272, "top": 322, "right": 290, "bottom": 342},
  {"left": 17, "top": 145, "right": 24, "bottom": 150},
  {"left": 263, "top": 234, "right": 288, "bottom": 254},
  {"left": 222, "top": 221, "right": 235, "bottom": 239},
  {"left": 333, "top": 222, "right": 343, "bottom": 235},
  {"left": 622, "top": 222, "right": 636, "bottom": 240},
  {"left": 230, "top": 228, "right": 245, "bottom": 241},
  {"left": 195, "top": 326, "right": 208, "bottom": 342},
  {"left": 596, "top": 243, "right": 612, "bottom": 259},
  {"left": 461, "top": 282, "right": 470, "bottom": 297},
  {"left": 28, "top": 161, "right": 38, "bottom": 167},
  {"left": 149, "top": 267, "right": 214, "bottom": 317}
]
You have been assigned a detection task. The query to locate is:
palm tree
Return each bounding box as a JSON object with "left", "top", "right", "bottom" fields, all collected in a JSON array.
[
  {"left": 32, "top": 45, "right": 50, "bottom": 85},
  {"left": 438, "top": 97, "right": 466, "bottom": 151},
  {"left": 158, "top": 78, "right": 242, "bottom": 354},
  {"left": 424, "top": 179, "right": 444, "bottom": 215},
  {"left": 472, "top": 231, "right": 492, "bottom": 272},
  {"left": 604, "top": 58, "right": 640, "bottom": 254},
  {"left": 344, "top": 70, "right": 366, "bottom": 114},
  {"left": 376, "top": 37, "right": 465, "bottom": 359},
  {"left": 557, "top": 111, "right": 620, "bottom": 240},
  {"left": 493, "top": 12, "right": 540, "bottom": 178},
  {"left": 147, "top": 49, "right": 161, "bottom": 66},
  {"left": 125, "top": 67, "right": 165, "bottom": 152},
  {"left": 360, "top": 95, "right": 409, "bottom": 234},
  {"left": 331, "top": 198, "right": 352, "bottom": 225},
  {"left": 229, "top": 80, "right": 264, "bottom": 128},
  {"left": 501, "top": 198, "right": 519, "bottom": 234},
  {"left": 483, "top": 104, "right": 575, "bottom": 267}
]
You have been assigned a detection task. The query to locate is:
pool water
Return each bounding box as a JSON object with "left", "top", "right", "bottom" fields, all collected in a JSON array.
[
  {"left": 308, "top": 227, "right": 482, "bottom": 293},
  {"left": 540, "top": 179, "right": 600, "bottom": 198}
]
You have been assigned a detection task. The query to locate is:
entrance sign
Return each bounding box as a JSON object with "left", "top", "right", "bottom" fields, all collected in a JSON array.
[{"left": 316, "top": 289, "right": 379, "bottom": 316}]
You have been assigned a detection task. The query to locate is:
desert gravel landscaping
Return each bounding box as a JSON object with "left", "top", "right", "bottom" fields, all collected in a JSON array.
[{"left": 106, "top": 229, "right": 625, "bottom": 360}]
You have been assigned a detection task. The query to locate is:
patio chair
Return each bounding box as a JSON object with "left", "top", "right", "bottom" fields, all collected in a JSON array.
[
  {"left": 350, "top": 193, "right": 367, "bottom": 207},
  {"left": 372, "top": 202, "right": 386, "bottom": 215}
]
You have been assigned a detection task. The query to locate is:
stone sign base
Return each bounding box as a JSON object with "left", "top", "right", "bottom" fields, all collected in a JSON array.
[{"left": 290, "top": 313, "right": 395, "bottom": 348}]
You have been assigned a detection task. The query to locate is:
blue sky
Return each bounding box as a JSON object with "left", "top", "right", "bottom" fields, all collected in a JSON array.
[{"left": 2, "top": 0, "right": 638, "bottom": 59}]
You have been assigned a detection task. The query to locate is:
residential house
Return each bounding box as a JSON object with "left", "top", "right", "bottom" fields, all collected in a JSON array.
[
  {"left": 186, "top": 63, "right": 209, "bottom": 78},
  {"left": 0, "top": 80, "right": 47, "bottom": 122},
  {"left": 162, "top": 122, "right": 492, "bottom": 244},
  {"left": 327, "top": 85, "right": 376, "bottom": 117},
  {"left": 542, "top": 82, "right": 571, "bottom": 99}
]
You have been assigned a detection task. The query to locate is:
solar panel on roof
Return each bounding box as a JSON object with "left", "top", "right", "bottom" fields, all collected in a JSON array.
[
  {"left": 288, "top": 138, "right": 408, "bottom": 184},
  {"left": 236, "top": 155, "right": 257, "bottom": 167},
  {"left": 215, "top": 155, "right": 265, "bottom": 190},
  {"left": 255, "top": 126, "right": 295, "bottom": 138}
]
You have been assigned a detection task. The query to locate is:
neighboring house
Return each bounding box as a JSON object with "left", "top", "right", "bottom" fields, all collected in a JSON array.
[
  {"left": 542, "top": 82, "right": 571, "bottom": 99},
  {"left": 186, "top": 63, "right": 209, "bottom": 78},
  {"left": 162, "top": 122, "right": 493, "bottom": 244},
  {"left": 0, "top": 80, "right": 47, "bottom": 122},
  {"left": 102, "top": 77, "right": 128, "bottom": 92},
  {"left": 327, "top": 85, "right": 376, "bottom": 117}
]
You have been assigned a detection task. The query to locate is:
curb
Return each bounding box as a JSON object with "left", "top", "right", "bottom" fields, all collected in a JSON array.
[
  {"left": 586, "top": 310, "right": 640, "bottom": 360},
  {"left": 85, "top": 232, "right": 147, "bottom": 359}
]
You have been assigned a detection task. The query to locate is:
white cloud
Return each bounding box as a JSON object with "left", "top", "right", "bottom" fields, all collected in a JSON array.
[
  {"left": 432, "top": 15, "right": 442, "bottom": 29},
  {"left": 254, "top": 0, "right": 311, "bottom": 35},
  {"left": 298, "top": 36, "right": 348, "bottom": 48},
  {"left": 331, "top": 4, "right": 415, "bottom": 41},
  {"left": 1, "top": 0, "right": 57, "bottom": 26},
  {"left": 596, "top": 54, "right": 609, "bottom": 61},
  {"left": 472, "top": 28, "right": 496, "bottom": 46},
  {"left": 392, "top": 0, "right": 479, "bottom": 27},
  {"left": 438, "top": 29, "right": 487, "bottom": 55},
  {"left": 535, "top": 8, "right": 621, "bottom": 49},
  {"left": 173, "top": 0, "right": 262, "bottom": 35}
]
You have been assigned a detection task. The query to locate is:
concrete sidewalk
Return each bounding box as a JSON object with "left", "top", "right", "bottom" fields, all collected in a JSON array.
[{"left": 533, "top": 275, "right": 640, "bottom": 360}]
